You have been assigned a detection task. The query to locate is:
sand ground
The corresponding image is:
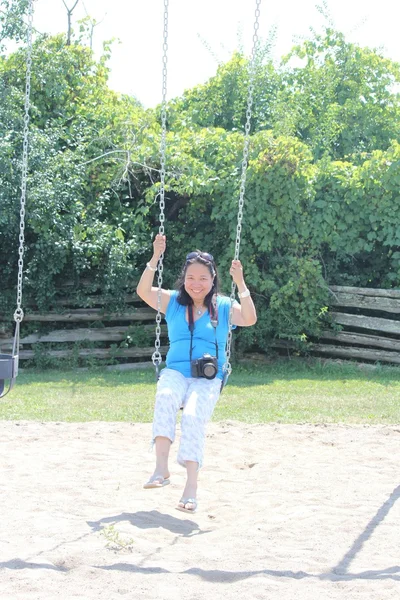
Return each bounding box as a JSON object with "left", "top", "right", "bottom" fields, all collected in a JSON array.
[{"left": 1, "top": 420, "right": 399, "bottom": 600}]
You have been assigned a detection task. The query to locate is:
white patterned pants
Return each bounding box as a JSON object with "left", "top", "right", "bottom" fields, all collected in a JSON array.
[{"left": 152, "top": 368, "right": 221, "bottom": 469}]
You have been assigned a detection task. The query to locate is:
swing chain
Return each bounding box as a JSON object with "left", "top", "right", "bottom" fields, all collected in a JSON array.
[
  {"left": 158, "top": 0, "right": 168, "bottom": 239},
  {"left": 14, "top": 0, "right": 34, "bottom": 324},
  {"left": 223, "top": 0, "right": 261, "bottom": 379},
  {"left": 152, "top": 0, "right": 169, "bottom": 370}
]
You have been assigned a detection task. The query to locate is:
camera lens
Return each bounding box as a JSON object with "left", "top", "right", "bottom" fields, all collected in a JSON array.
[{"left": 203, "top": 362, "right": 217, "bottom": 379}]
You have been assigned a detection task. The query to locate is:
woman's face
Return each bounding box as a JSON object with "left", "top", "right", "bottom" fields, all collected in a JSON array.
[{"left": 184, "top": 262, "right": 214, "bottom": 303}]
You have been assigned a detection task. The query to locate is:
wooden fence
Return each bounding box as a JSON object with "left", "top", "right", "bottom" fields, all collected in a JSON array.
[
  {"left": 1, "top": 285, "right": 400, "bottom": 369},
  {"left": 274, "top": 286, "right": 400, "bottom": 366},
  {"left": 0, "top": 292, "right": 168, "bottom": 370}
]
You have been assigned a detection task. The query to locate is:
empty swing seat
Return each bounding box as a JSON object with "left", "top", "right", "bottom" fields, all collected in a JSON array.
[{"left": 0, "top": 353, "right": 18, "bottom": 396}]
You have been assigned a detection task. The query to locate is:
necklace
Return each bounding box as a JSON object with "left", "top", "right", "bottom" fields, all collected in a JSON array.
[{"left": 193, "top": 305, "right": 203, "bottom": 316}]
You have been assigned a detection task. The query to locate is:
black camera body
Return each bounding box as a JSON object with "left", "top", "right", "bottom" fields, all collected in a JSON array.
[{"left": 191, "top": 354, "right": 218, "bottom": 380}]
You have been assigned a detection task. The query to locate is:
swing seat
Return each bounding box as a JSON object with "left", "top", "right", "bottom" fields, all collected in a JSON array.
[{"left": 0, "top": 353, "right": 18, "bottom": 397}]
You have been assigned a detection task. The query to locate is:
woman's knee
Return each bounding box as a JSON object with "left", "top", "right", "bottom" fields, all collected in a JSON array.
[
  {"left": 155, "top": 370, "right": 187, "bottom": 410},
  {"left": 156, "top": 386, "right": 177, "bottom": 405}
]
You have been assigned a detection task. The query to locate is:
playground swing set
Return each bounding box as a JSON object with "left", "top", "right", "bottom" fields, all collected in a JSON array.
[{"left": 0, "top": 0, "right": 262, "bottom": 398}]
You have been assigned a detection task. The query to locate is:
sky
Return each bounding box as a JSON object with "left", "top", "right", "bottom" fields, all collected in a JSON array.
[{"left": 27, "top": 0, "right": 400, "bottom": 107}]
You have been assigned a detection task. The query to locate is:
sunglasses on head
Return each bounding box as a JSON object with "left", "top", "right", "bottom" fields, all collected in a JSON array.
[{"left": 186, "top": 251, "right": 214, "bottom": 262}]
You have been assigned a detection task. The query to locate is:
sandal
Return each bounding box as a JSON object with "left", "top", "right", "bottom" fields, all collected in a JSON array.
[
  {"left": 143, "top": 475, "right": 170, "bottom": 489},
  {"left": 176, "top": 498, "right": 197, "bottom": 514}
]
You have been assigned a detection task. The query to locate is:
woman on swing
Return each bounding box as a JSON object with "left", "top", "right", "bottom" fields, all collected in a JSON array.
[{"left": 137, "top": 233, "right": 257, "bottom": 513}]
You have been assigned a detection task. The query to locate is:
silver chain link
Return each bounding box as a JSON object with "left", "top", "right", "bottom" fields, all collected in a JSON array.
[
  {"left": 152, "top": 0, "right": 169, "bottom": 369},
  {"left": 14, "top": 0, "right": 34, "bottom": 324},
  {"left": 223, "top": 0, "right": 262, "bottom": 378}
]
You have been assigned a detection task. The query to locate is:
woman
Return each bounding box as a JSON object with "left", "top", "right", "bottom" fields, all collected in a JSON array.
[{"left": 136, "top": 233, "right": 257, "bottom": 513}]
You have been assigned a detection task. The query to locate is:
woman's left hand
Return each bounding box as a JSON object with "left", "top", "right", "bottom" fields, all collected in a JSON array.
[{"left": 230, "top": 259, "right": 245, "bottom": 286}]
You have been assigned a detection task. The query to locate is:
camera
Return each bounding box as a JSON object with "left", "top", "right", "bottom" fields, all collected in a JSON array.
[{"left": 191, "top": 354, "right": 218, "bottom": 380}]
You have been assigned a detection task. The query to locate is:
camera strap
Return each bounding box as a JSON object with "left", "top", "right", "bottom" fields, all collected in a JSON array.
[{"left": 188, "top": 297, "right": 219, "bottom": 362}]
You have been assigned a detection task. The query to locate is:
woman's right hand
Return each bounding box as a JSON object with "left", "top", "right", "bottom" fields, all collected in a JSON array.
[
  {"left": 152, "top": 234, "right": 166, "bottom": 260},
  {"left": 137, "top": 233, "right": 170, "bottom": 313}
]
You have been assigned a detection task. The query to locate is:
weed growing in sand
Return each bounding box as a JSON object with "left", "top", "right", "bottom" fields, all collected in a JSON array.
[{"left": 100, "top": 524, "right": 135, "bottom": 553}]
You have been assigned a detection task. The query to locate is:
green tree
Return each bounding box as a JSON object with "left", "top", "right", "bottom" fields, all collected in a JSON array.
[
  {"left": 168, "top": 51, "right": 281, "bottom": 134},
  {"left": 0, "top": 0, "right": 29, "bottom": 50},
  {"left": 0, "top": 33, "right": 149, "bottom": 311},
  {"left": 273, "top": 28, "right": 400, "bottom": 159}
]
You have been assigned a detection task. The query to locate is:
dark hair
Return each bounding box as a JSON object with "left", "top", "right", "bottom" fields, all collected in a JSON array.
[{"left": 176, "top": 250, "right": 220, "bottom": 307}]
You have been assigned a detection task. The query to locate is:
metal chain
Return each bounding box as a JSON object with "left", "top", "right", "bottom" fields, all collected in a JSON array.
[
  {"left": 14, "top": 0, "right": 34, "bottom": 324},
  {"left": 223, "top": 0, "right": 262, "bottom": 379},
  {"left": 152, "top": 0, "right": 169, "bottom": 371}
]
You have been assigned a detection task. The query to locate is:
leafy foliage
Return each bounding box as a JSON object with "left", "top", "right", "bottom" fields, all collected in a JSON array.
[
  {"left": 1, "top": 16, "right": 399, "bottom": 360},
  {"left": 274, "top": 29, "right": 400, "bottom": 160},
  {"left": 0, "top": 34, "right": 147, "bottom": 312},
  {"left": 0, "top": 0, "right": 29, "bottom": 50}
]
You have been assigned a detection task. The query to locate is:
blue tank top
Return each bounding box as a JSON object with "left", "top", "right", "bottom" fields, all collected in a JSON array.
[{"left": 165, "top": 291, "right": 235, "bottom": 379}]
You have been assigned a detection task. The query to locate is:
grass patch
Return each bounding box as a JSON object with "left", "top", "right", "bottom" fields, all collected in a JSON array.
[{"left": 0, "top": 360, "right": 399, "bottom": 423}]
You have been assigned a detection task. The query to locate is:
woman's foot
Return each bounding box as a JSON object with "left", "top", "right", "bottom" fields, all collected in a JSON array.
[
  {"left": 143, "top": 472, "right": 171, "bottom": 489},
  {"left": 176, "top": 497, "right": 197, "bottom": 513},
  {"left": 176, "top": 481, "right": 197, "bottom": 512}
]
